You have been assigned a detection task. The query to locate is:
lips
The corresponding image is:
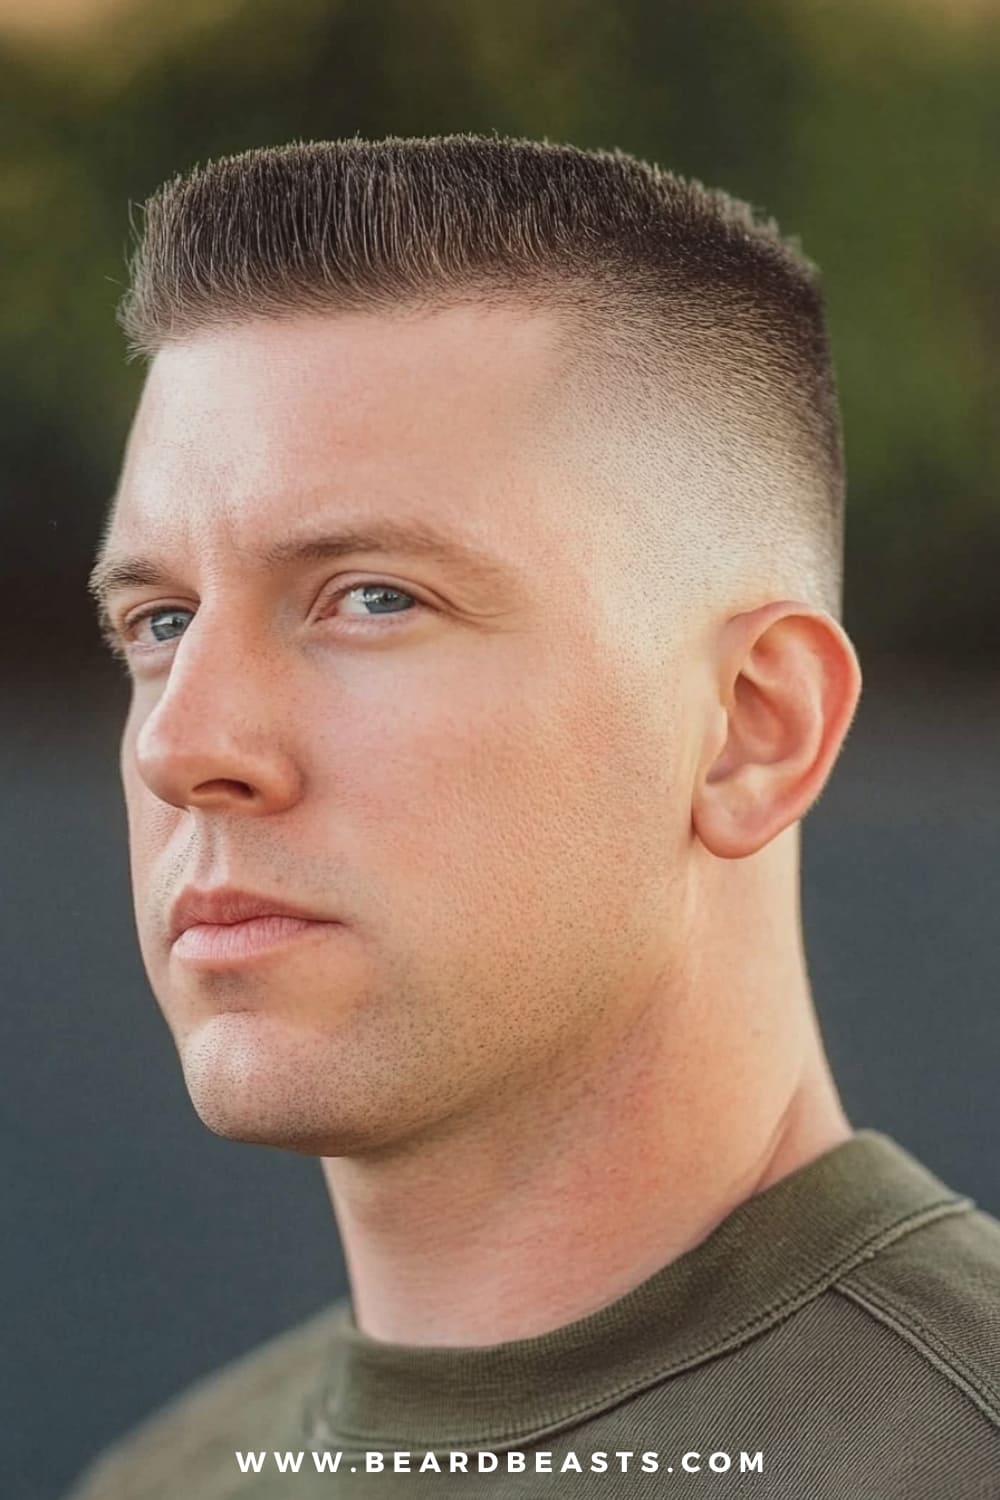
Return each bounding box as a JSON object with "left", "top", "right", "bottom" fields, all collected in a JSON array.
[{"left": 168, "top": 885, "right": 335, "bottom": 944}]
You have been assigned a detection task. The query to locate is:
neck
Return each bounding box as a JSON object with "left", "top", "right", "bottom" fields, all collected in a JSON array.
[{"left": 320, "top": 972, "right": 851, "bottom": 1347}]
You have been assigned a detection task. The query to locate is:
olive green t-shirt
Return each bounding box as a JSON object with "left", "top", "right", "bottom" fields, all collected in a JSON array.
[{"left": 63, "top": 1131, "right": 1000, "bottom": 1498}]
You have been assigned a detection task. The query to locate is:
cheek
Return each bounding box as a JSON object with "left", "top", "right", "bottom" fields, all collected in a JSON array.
[
  {"left": 119, "top": 734, "right": 147, "bottom": 860},
  {"left": 119, "top": 719, "right": 179, "bottom": 883},
  {"left": 325, "top": 640, "right": 680, "bottom": 931}
]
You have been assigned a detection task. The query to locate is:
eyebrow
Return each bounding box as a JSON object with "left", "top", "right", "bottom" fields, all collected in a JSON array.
[{"left": 87, "top": 516, "right": 518, "bottom": 617}]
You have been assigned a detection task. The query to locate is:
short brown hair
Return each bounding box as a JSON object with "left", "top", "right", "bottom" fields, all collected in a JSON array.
[{"left": 118, "top": 133, "right": 845, "bottom": 619}]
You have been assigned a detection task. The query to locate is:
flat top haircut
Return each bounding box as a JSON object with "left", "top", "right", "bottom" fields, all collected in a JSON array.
[{"left": 115, "top": 132, "right": 845, "bottom": 623}]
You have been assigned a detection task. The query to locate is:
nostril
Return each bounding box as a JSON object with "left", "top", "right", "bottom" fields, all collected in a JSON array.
[{"left": 193, "top": 779, "right": 255, "bottom": 800}]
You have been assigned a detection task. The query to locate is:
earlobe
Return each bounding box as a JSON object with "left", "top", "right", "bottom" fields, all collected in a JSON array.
[{"left": 691, "top": 602, "right": 862, "bottom": 861}]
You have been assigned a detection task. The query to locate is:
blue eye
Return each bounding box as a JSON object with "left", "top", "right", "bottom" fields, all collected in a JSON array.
[
  {"left": 114, "top": 581, "right": 420, "bottom": 658},
  {"left": 129, "top": 607, "right": 193, "bottom": 646},
  {"left": 333, "top": 583, "right": 418, "bottom": 618}
]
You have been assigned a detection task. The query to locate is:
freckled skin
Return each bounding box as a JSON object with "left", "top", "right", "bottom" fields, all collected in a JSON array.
[{"left": 106, "top": 302, "right": 862, "bottom": 1344}]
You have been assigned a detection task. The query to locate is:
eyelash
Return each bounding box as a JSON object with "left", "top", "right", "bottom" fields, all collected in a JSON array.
[{"left": 109, "top": 581, "right": 424, "bottom": 659}]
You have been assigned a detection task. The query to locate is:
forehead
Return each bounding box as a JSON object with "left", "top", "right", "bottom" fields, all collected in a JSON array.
[{"left": 108, "top": 303, "right": 571, "bottom": 551}]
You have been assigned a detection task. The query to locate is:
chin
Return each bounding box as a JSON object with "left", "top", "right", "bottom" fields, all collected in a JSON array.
[
  {"left": 175, "top": 1012, "right": 314, "bottom": 1148},
  {"left": 174, "top": 1010, "right": 401, "bottom": 1157}
]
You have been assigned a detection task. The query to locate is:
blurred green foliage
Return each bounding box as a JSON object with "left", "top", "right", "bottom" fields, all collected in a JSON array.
[{"left": 2, "top": 0, "right": 997, "bottom": 661}]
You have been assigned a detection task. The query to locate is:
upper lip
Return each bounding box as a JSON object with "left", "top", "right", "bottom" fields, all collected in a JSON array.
[{"left": 168, "top": 886, "right": 334, "bottom": 942}]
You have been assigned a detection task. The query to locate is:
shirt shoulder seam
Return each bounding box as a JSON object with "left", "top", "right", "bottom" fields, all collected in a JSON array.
[
  {"left": 831, "top": 1276, "right": 1000, "bottom": 1429},
  {"left": 63, "top": 1311, "right": 343, "bottom": 1498}
]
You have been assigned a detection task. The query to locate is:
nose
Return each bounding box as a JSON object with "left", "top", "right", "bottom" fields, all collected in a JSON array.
[{"left": 129, "top": 612, "right": 305, "bottom": 815}]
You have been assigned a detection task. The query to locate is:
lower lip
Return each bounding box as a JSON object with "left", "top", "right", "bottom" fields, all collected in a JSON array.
[{"left": 173, "top": 915, "right": 337, "bottom": 964}]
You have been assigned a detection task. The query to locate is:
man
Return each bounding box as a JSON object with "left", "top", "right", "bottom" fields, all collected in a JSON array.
[{"left": 66, "top": 135, "right": 999, "bottom": 1497}]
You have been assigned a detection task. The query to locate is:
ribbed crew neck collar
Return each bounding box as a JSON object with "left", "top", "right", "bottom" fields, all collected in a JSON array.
[{"left": 301, "top": 1131, "right": 968, "bottom": 1452}]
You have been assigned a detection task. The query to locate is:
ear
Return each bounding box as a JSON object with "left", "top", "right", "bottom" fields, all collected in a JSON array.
[{"left": 691, "top": 601, "right": 863, "bottom": 860}]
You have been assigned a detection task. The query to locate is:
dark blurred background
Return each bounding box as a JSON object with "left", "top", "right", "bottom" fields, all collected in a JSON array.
[{"left": 2, "top": 2, "right": 997, "bottom": 1498}]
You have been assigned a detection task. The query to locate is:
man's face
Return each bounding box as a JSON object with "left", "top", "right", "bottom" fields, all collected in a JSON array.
[{"left": 100, "top": 304, "right": 693, "bottom": 1156}]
